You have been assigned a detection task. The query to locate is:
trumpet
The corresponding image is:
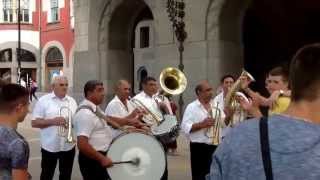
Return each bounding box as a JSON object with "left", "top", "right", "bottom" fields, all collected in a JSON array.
[
  {"left": 205, "top": 102, "right": 222, "bottom": 145},
  {"left": 59, "top": 106, "right": 74, "bottom": 143}
]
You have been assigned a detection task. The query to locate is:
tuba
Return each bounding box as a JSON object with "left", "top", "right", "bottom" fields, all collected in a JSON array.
[
  {"left": 59, "top": 106, "right": 75, "bottom": 143},
  {"left": 159, "top": 67, "right": 187, "bottom": 95},
  {"left": 130, "top": 67, "right": 187, "bottom": 126},
  {"left": 224, "top": 70, "right": 255, "bottom": 127},
  {"left": 205, "top": 102, "right": 222, "bottom": 145}
]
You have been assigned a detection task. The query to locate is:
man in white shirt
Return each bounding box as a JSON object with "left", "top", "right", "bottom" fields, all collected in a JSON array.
[
  {"left": 212, "top": 75, "right": 235, "bottom": 138},
  {"left": 74, "top": 80, "right": 114, "bottom": 180},
  {"left": 133, "top": 76, "right": 171, "bottom": 180},
  {"left": 105, "top": 79, "right": 146, "bottom": 137},
  {"left": 133, "top": 77, "right": 171, "bottom": 125},
  {"left": 181, "top": 80, "right": 217, "bottom": 180},
  {"left": 32, "top": 75, "right": 77, "bottom": 180}
]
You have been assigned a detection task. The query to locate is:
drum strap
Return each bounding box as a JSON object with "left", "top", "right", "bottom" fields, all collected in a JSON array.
[
  {"left": 76, "top": 105, "right": 124, "bottom": 131},
  {"left": 76, "top": 105, "right": 106, "bottom": 122},
  {"left": 259, "top": 116, "right": 273, "bottom": 180}
]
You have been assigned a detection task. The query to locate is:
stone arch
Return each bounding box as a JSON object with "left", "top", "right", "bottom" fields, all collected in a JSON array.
[
  {"left": 41, "top": 41, "right": 67, "bottom": 91},
  {"left": 97, "top": 0, "right": 155, "bottom": 95},
  {"left": 68, "top": 44, "right": 75, "bottom": 90},
  {"left": 205, "top": 0, "right": 250, "bottom": 86},
  {"left": 0, "top": 41, "right": 38, "bottom": 83}
]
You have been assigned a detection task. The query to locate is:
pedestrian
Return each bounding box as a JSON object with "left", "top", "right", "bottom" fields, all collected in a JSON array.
[
  {"left": 0, "top": 83, "right": 31, "bottom": 180},
  {"left": 29, "top": 79, "right": 38, "bottom": 101}
]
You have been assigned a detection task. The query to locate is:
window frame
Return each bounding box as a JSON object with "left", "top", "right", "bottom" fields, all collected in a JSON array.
[{"left": 50, "top": 0, "right": 59, "bottom": 22}]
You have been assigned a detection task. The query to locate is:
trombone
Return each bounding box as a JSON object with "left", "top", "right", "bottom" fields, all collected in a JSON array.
[
  {"left": 59, "top": 106, "right": 75, "bottom": 143},
  {"left": 205, "top": 102, "right": 222, "bottom": 145},
  {"left": 129, "top": 98, "right": 163, "bottom": 126}
]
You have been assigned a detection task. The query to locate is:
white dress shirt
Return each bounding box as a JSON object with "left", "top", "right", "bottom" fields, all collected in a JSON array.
[
  {"left": 133, "top": 91, "right": 164, "bottom": 125},
  {"left": 74, "top": 99, "right": 113, "bottom": 152},
  {"left": 182, "top": 99, "right": 224, "bottom": 145},
  {"left": 32, "top": 92, "right": 77, "bottom": 152},
  {"left": 105, "top": 95, "right": 134, "bottom": 137}
]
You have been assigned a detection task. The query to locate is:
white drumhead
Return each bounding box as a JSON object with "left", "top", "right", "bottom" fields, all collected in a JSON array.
[
  {"left": 107, "top": 133, "right": 166, "bottom": 180},
  {"left": 151, "top": 115, "right": 178, "bottom": 135}
]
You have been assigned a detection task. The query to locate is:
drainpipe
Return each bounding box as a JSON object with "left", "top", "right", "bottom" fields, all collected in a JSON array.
[
  {"left": 38, "top": 0, "right": 42, "bottom": 90},
  {"left": 17, "top": 0, "right": 21, "bottom": 84}
]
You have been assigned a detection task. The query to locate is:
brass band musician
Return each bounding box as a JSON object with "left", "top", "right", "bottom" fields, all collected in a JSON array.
[
  {"left": 105, "top": 79, "right": 148, "bottom": 137},
  {"left": 240, "top": 66, "right": 291, "bottom": 118},
  {"left": 212, "top": 75, "right": 235, "bottom": 138},
  {"left": 31, "top": 75, "right": 77, "bottom": 180},
  {"left": 181, "top": 80, "right": 219, "bottom": 180},
  {"left": 132, "top": 76, "right": 172, "bottom": 180}
]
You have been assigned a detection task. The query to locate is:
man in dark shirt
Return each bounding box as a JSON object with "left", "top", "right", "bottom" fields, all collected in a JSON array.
[{"left": 0, "top": 83, "right": 30, "bottom": 180}]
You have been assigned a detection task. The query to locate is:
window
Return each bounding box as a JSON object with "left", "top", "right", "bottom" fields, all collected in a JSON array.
[
  {"left": 140, "top": 27, "right": 150, "bottom": 48},
  {"left": 2, "top": 0, "right": 29, "bottom": 23},
  {"left": 50, "top": 0, "right": 59, "bottom": 22},
  {"left": 46, "top": 47, "right": 63, "bottom": 67},
  {"left": 46, "top": 47, "right": 63, "bottom": 62},
  {"left": 20, "top": 0, "right": 29, "bottom": 23},
  {"left": 0, "top": 49, "right": 12, "bottom": 62},
  {"left": 3, "top": 0, "right": 13, "bottom": 22},
  {"left": 18, "top": 49, "right": 36, "bottom": 62}
]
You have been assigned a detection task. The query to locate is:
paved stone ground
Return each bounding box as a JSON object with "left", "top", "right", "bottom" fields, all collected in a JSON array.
[{"left": 17, "top": 97, "right": 192, "bottom": 180}]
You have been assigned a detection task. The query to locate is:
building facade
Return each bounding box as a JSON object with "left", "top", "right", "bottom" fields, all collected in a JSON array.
[
  {"left": 0, "top": 0, "right": 74, "bottom": 90},
  {"left": 73, "top": 0, "right": 246, "bottom": 104},
  {"left": 73, "top": 0, "right": 320, "bottom": 105}
]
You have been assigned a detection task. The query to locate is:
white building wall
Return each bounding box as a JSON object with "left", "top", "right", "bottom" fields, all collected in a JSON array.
[
  {"left": 0, "top": 1, "right": 3, "bottom": 22},
  {"left": 0, "top": 30, "right": 40, "bottom": 49},
  {"left": 29, "top": 0, "right": 36, "bottom": 23}
]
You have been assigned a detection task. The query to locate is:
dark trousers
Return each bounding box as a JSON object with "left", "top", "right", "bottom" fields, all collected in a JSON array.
[
  {"left": 78, "top": 151, "right": 111, "bottom": 180},
  {"left": 40, "top": 148, "right": 75, "bottom": 180},
  {"left": 29, "top": 87, "right": 38, "bottom": 101},
  {"left": 158, "top": 138, "right": 169, "bottom": 180},
  {"left": 190, "top": 142, "right": 217, "bottom": 180}
]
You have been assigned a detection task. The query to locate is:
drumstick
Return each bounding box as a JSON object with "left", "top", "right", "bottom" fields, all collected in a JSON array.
[{"left": 113, "top": 158, "right": 140, "bottom": 166}]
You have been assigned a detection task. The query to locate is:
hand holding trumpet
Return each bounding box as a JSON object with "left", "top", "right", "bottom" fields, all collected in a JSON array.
[
  {"left": 201, "top": 117, "right": 215, "bottom": 129},
  {"left": 52, "top": 117, "right": 67, "bottom": 127}
]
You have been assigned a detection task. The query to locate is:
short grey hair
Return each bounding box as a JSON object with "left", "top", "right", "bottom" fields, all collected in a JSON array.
[
  {"left": 114, "top": 79, "right": 129, "bottom": 91},
  {"left": 51, "top": 75, "right": 68, "bottom": 85}
]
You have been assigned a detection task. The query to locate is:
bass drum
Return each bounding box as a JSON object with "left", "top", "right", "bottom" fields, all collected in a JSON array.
[{"left": 107, "top": 132, "right": 166, "bottom": 180}]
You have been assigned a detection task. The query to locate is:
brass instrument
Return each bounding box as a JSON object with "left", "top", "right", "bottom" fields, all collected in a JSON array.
[
  {"left": 130, "top": 67, "right": 187, "bottom": 126},
  {"left": 129, "top": 98, "right": 163, "bottom": 126},
  {"left": 159, "top": 67, "right": 187, "bottom": 95},
  {"left": 205, "top": 102, "right": 222, "bottom": 145},
  {"left": 224, "top": 70, "right": 255, "bottom": 126},
  {"left": 59, "top": 106, "right": 74, "bottom": 143}
]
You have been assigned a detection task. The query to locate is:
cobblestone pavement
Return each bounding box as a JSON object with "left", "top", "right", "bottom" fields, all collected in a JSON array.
[{"left": 18, "top": 99, "right": 192, "bottom": 180}]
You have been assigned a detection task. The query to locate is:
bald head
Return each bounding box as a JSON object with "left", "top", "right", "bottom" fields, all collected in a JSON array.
[
  {"left": 115, "top": 79, "right": 131, "bottom": 101},
  {"left": 195, "top": 80, "right": 213, "bottom": 102},
  {"left": 195, "top": 80, "right": 209, "bottom": 95}
]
